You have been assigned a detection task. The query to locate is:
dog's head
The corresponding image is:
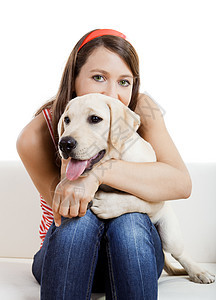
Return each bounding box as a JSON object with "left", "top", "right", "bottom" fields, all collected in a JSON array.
[{"left": 58, "top": 93, "right": 140, "bottom": 180}]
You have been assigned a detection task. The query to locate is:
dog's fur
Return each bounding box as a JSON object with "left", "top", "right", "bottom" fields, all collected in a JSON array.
[{"left": 58, "top": 93, "right": 215, "bottom": 284}]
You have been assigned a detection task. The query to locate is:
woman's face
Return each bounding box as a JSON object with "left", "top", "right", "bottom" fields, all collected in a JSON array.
[{"left": 75, "top": 46, "right": 134, "bottom": 106}]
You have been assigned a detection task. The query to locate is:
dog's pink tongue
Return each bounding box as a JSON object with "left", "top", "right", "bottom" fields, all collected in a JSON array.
[{"left": 66, "top": 159, "right": 88, "bottom": 181}]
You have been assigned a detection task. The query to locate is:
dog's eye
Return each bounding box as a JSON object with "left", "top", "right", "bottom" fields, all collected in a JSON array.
[
  {"left": 64, "top": 116, "right": 70, "bottom": 125},
  {"left": 88, "top": 115, "right": 103, "bottom": 124}
]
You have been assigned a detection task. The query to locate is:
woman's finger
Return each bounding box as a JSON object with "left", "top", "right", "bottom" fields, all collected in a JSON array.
[
  {"left": 59, "top": 195, "right": 71, "bottom": 217},
  {"left": 52, "top": 191, "right": 61, "bottom": 226},
  {"left": 61, "top": 158, "right": 70, "bottom": 178},
  {"left": 79, "top": 199, "right": 89, "bottom": 217},
  {"left": 69, "top": 191, "right": 80, "bottom": 217},
  {"left": 53, "top": 211, "right": 62, "bottom": 227}
]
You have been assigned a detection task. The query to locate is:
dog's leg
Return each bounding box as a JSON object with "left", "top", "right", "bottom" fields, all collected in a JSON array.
[
  {"left": 91, "top": 190, "right": 163, "bottom": 219},
  {"left": 172, "top": 252, "right": 215, "bottom": 284},
  {"left": 156, "top": 205, "right": 215, "bottom": 284}
]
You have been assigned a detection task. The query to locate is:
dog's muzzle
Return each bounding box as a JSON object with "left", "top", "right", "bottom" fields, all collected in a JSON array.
[
  {"left": 59, "top": 136, "right": 77, "bottom": 159},
  {"left": 58, "top": 136, "right": 106, "bottom": 181}
]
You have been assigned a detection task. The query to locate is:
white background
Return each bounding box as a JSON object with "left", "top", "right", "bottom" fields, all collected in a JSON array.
[{"left": 0, "top": 0, "right": 215, "bottom": 162}]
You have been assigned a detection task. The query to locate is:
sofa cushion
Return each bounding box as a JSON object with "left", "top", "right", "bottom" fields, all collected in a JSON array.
[
  {"left": 0, "top": 258, "right": 215, "bottom": 299},
  {"left": 1, "top": 161, "right": 216, "bottom": 262}
]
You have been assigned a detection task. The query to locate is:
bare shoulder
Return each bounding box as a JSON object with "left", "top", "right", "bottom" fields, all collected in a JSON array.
[
  {"left": 135, "top": 93, "right": 165, "bottom": 132},
  {"left": 17, "top": 112, "right": 51, "bottom": 155},
  {"left": 135, "top": 93, "right": 189, "bottom": 173},
  {"left": 16, "top": 112, "right": 59, "bottom": 205},
  {"left": 16, "top": 112, "right": 58, "bottom": 174},
  {"left": 135, "top": 93, "right": 167, "bottom": 145}
]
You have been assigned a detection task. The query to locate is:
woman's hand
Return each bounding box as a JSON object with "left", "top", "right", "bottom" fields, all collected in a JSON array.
[{"left": 52, "top": 159, "right": 101, "bottom": 226}]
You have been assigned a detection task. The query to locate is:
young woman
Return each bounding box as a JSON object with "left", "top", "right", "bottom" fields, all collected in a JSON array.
[{"left": 16, "top": 29, "right": 192, "bottom": 300}]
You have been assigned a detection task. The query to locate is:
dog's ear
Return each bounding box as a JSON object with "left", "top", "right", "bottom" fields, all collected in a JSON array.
[
  {"left": 57, "top": 113, "right": 65, "bottom": 138},
  {"left": 106, "top": 100, "right": 140, "bottom": 150},
  {"left": 57, "top": 101, "right": 71, "bottom": 138}
]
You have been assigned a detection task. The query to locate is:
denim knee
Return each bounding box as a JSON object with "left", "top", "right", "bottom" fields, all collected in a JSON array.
[
  {"left": 106, "top": 213, "right": 153, "bottom": 249},
  {"left": 106, "top": 213, "right": 164, "bottom": 276}
]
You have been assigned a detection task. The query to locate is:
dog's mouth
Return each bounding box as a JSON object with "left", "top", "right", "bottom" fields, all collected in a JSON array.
[{"left": 66, "top": 150, "right": 106, "bottom": 181}]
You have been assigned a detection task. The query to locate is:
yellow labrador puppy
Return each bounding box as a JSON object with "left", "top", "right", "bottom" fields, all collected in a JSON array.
[{"left": 58, "top": 93, "right": 215, "bottom": 284}]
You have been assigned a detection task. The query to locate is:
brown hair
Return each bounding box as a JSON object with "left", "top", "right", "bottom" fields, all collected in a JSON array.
[{"left": 35, "top": 30, "right": 140, "bottom": 143}]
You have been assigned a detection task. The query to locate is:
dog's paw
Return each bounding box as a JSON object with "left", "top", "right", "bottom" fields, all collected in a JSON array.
[
  {"left": 189, "top": 270, "right": 215, "bottom": 284},
  {"left": 91, "top": 191, "right": 127, "bottom": 219},
  {"left": 91, "top": 199, "right": 118, "bottom": 219}
]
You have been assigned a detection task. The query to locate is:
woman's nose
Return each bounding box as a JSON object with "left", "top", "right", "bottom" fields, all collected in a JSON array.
[{"left": 102, "top": 83, "right": 119, "bottom": 99}]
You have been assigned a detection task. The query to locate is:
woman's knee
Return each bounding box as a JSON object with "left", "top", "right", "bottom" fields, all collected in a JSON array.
[
  {"left": 106, "top": 213, "right": 153, "bottom": 248},
  {"left": 106, "top": 212, "right": 164, "bottom": 278},
  {"left": 33, "top": 210, "right": 105, "bottom": 282},
  {"left": 107, "top": 213, "right": 164, "bottom": 269}
]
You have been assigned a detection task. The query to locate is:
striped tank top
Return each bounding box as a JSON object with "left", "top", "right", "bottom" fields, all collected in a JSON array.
[{"left": 39, "top": 108, "right": 56, "bottom": 247}]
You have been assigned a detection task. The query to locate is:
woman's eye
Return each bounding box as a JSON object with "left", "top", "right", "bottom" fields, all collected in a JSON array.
[
  {"left": 93, "top": 75, "right": 104, "bottom": 82},
  {"left": 64, "top": 116, "right": 70, "bottom": 124},
  {"left": 119, "top": 80, "right": 130, "bottom": 87},
  {"left": 88, "top": 115, "right": 103, "bottom": 124}
]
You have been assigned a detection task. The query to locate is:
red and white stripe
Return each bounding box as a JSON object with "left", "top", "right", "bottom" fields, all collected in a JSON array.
[
  {"left": 39, "top": 195, "right": 54, "bottom": 247},
  {"left": 39, "top": 108, "right": 56, "bottom": 247},
  {"left": 42, "top": 108, "right": 57, "bottom": 150}
]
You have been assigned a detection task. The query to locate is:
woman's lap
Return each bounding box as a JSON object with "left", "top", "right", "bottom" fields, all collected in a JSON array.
[{"left": 32, "top": 210, "right": 164, "bottom": 300}]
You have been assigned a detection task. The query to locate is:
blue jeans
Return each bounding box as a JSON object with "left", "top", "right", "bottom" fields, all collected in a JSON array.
[{"left": 32, "top": 210, "right": 164, "bottom": 300}]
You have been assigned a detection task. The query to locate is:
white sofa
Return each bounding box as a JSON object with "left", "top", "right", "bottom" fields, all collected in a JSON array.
[{"left": 0, "top": 161, "right": 215, "bottom": 299}]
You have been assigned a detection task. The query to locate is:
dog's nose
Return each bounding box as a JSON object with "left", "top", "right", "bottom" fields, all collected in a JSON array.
[{"left": 59, "top": 136, "right": 77, "bottom": 157}]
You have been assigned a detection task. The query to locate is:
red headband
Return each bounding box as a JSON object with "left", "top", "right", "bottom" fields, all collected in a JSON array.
[{"left": 78, "top": 29, "right": 126, "bottom": 51}]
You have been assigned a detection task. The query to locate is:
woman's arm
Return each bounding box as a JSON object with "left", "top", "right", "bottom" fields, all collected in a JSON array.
[
  {"left": 93, "top": 94, "right": 192, "bottom": 202},
  {"left": 16, "top": 112, "right": 60, "bottom": 208},
  {"left": 16, "top": 112, "right": 101, "bottom": 224}
]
